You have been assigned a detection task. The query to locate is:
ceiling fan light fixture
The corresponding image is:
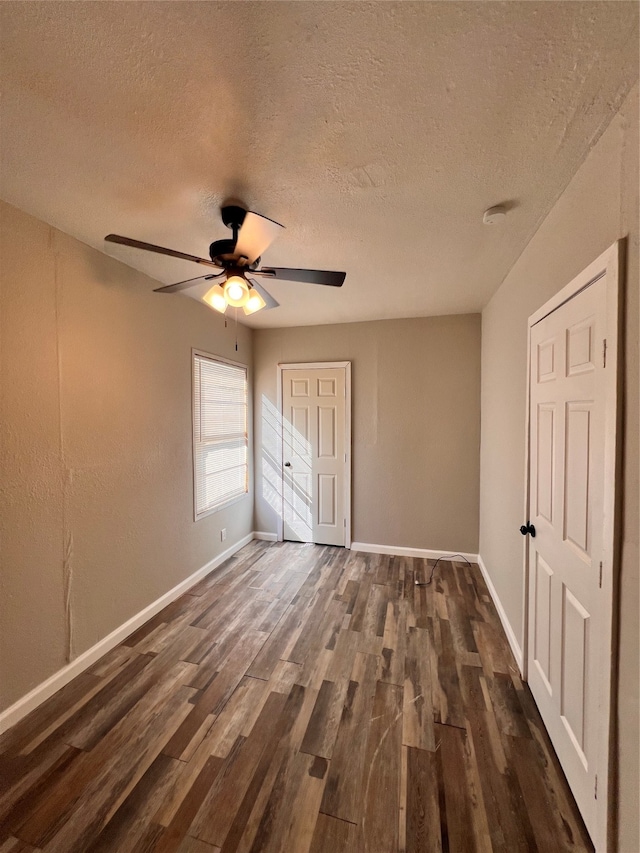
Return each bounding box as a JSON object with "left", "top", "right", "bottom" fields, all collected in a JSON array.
[
  {"left": 107, "top": 206, "right": 345, "bottom": 315},
  {"left": 243, "top": 289, "right": 266, "bottom": 315},
  {"left": 224, "top": 275, "right": 250, "bottom": 307},
  {"left": 203, "top": 283, "right": 228, "bottom": 314}
]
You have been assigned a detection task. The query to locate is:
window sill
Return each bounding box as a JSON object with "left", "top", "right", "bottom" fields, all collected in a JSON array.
[{"left": 194, "top": 491, "right": 249, "bottom": 522}]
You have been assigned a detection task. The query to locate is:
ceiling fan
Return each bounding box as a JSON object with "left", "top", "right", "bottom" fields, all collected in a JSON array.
[{"left": 105, "top": 205, "right": 346, "bottom": 316}]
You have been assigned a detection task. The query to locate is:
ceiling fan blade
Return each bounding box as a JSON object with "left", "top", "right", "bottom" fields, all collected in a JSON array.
[
  {"left": 105, "top": 234, "right": 222, "bottom": 269},
  {"left": 234, "top": 212, "right": 284, "bottom": 264},
  {"left": 153, "top": 272, "right": 225, "bottom": 294},
  {"left": 252, "top": 267, "right": 346, "bottom": 287},
  {"left": 248, "top": 277, "right": 279, "bottom": 310}
]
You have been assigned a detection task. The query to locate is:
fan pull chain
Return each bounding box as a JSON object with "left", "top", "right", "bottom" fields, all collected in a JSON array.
[{"left": 235, "top": 308, "right": 238, "bottom": 351}]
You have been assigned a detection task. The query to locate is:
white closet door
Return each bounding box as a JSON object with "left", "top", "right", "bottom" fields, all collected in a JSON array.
[
  {"left": 282, "top": 366, "right": 346, "bottom": 546},
  {"left": 527, "top": 275, "right": 608, "bottom": 840}
]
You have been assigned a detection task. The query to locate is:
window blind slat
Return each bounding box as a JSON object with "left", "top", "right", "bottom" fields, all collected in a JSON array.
[{"left": 193, "top": 353, "right": 248, "bottom": 516}]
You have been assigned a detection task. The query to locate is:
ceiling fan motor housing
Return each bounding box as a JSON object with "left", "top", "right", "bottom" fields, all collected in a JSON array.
[
  {"left": 209, "top": 239, "right": 261, "bottom": 269},
  {"left": 211, "top": 205, "right": 259, "bottom": 266},
  {"left": 208, "top": 238, "right": 237, "bottom": 265},
  {"left": 220, "top": 205, "right": 247, "bottom": 231}
]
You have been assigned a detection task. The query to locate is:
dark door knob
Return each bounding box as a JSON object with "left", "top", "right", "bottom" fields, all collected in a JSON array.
[
  {"left": 520, "top": 522, "right": 536, "bottom": 537},
  {"left": 284, "top": 461, "right": 291, "bottom": 467}
]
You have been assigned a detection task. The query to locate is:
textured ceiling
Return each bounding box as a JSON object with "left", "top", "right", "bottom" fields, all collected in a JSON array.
[{"left": 1, "top": 2, "right": 638, "bottom": 328}]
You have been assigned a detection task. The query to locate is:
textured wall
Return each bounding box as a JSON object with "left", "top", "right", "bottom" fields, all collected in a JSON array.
[
  {"left": 479, "top": 85, "right": 639, "bottom": 851},
  {"left": 253, "top": 314, "right": 481, "bottom": 554},
  {"left": 0, "top": 201, "right": 254, "bottom": 712}
]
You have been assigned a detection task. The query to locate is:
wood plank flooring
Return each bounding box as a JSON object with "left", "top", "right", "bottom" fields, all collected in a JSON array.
[{"left": 0, "top": 541, "right": 594, "bottom": 852}]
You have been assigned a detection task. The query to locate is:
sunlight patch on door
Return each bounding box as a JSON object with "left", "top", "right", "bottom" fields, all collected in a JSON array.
[{"left": 261, "top": 395, "right": 312, "bottom": 541}]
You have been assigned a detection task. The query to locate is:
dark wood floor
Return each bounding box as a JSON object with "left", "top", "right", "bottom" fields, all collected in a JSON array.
[{"left": 0, "top": 541, "right": 593, "bottom": 853}]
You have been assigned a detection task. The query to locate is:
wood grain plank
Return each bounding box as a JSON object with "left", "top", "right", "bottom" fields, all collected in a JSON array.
[
  {"left": 509, "top": 734, "right": 591, "bottom": 852},
  {"left": 357, "top": 681, "right": 402, "bottom": 853},
  {"left": 381, "top": 598, "right": 407, "bottom": 687},
  {"left": 431, "top": 617, "right": 465, "bottom": 728},
  {"left": 0, "top": 838, "right": 40, "bottom": 852},
  {"left": 190, "top": 692, "right": 288, "bottom": 848},
  {"left": 474, "top": 620, "right": 516, "bottom": 677},
  {"left": 163, "top": 630, "right": 268, "bottom": 760},
  {"left": 347, "top": 573, "right": 373, "bottom": 634},
  {"left": 53, "top": 652, "right": 157, "bottom": 751},
  {"left": 485, "top": 673, "right": 532, "bottom": 739},
  {"left": 0, "top": 672, "right": 102, "bottom": 758},
  {"left": 309, "top": 813, "right": 356, "bottom": 853},
  {"left": 435, "top": 723, "right": 478, "bottom": 853},
  {"left": 0, "top": 745, "right": 82, "bottom": 842},
  {"left": 176, "top": 838, "right": 221, "bottom": 853},
  {"left": 447, "top": 596, "right": 479, "bottom": 656},
  {"left": 286, "top": 589, "right": 334, "bottom": 665},
  {"left": 465, "top": 708, "right": 537, "bottom": 852},
  {"left": 248, "top": 751, "right": 326, "bottom": 853},
  {"left": 319, "top": 653, "right": 379, "bottom": 824},
  {"left": 458, "top": 664, "right": 488, "bottom": 712},
  {"left": 217, "top": 685, "right": 308, "bottom": 853},
  {"left": 150, "top": 755, "right": 225, "bottom": 853},
  {"left": 14, "top": 666, "right": 197, "bottom": 849},
  {"left": 403, "top": 627, "right": 435, "bottom": 751},
  {"left": 406, "top": 746, "right": 443, "bottom": 853},
  {"left": 0, "top": 544, "right": 593, "bottom": 853},
  {"left": 245, "top": 593, "right": 316, "bottom": 681},
  {"left": 295, "top": 599, "right": 349, "bottom": 689},
  {"left": 87, "top": 752, "right": 178, "bottom": 853}
]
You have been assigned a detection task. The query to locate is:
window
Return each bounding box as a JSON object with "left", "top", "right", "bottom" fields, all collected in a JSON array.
[{"left": 192, "top": 351, "right": 248, "bottom": 518}]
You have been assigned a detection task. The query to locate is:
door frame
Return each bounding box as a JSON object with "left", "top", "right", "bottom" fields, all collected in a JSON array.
[
  {"left": 276, "top": 361, "right": 352, "bottom": 547},
  {"left": 522, "top": 240, "right": 622, "bottom": 852}
]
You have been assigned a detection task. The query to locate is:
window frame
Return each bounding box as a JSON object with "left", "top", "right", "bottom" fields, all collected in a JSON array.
[{"left": 192, "top": 348, "right": 249, "bottom": 521}]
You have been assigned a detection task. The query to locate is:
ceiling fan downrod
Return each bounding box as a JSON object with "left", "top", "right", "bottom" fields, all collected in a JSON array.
[{"left": 208, "top": 205, "right": 251, "bottom": 266}]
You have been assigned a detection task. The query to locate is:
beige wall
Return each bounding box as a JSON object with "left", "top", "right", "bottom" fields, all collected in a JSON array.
[
  {"left": 479, "top": 85, "right": 639, "bottom": 851},
  {"left": 253, "top": 314, "right": 481, "bottom": 553},
  {"left": 0, "top": 201, "right": 254, "bottom": 712}
]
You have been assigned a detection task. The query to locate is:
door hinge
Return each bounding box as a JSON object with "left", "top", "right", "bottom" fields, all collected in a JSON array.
[
  {"left": 602, "top": 338, "right": 607, "bottom": 368},
  {"left": 599, "top": 561, "right": 603, "bottom": 588},
  {"left": 343, "top": 518, "right": 346, "bottom": 528},
  {"left": 594, "top": 774, "right": 598, "bottom": 799}
]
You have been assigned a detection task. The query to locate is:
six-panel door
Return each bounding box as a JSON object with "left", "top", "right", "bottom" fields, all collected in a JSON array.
[
  {"left": 527, "top": 277, "right": 607, "bottom": 839},
  {"left": 282, "top": 367, "right": 346, "bottom": 546}
]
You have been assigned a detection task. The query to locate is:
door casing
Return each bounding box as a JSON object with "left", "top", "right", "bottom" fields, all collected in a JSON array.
[
  {"left": 522, "top": 240, "right": 622, "bottom": 852},
  {"left": 277, "top": 361, "right": 352, "bottom": 547}
]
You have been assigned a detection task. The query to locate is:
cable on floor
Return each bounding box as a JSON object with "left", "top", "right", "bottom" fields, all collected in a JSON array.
[{"left": 414, "top": 553, "right": 472, "bottom": 586}]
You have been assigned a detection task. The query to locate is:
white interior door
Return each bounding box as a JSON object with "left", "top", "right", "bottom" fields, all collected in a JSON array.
[
  {"left": 527, "top": 273, "right": 613, "bottom": 843},
  {"left": 281, "top": 365, "right": 348, "bottom": 546}
]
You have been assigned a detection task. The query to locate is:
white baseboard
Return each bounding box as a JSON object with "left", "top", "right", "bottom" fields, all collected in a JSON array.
[
  {"left": 477, "top": 554, "right": 524, "bottom": 672},
  {"left": 350, "top": 542, "right": 478, "bottom": 563},
  {"left": 0, "top": 533, "right": 254, "bottom": 735},
  {"left": 253, "top": 531, "right": 278, "bottom": 542}
]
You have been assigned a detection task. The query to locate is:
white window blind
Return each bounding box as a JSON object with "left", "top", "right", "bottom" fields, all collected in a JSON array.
[{"left": 193, "top": 352, "right": 248, "bottom": 518}]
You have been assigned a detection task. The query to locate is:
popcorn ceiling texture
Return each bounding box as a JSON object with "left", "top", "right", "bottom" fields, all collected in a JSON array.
[{"left": 0, "top": 2, "right": 638, "bottom": 327}]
